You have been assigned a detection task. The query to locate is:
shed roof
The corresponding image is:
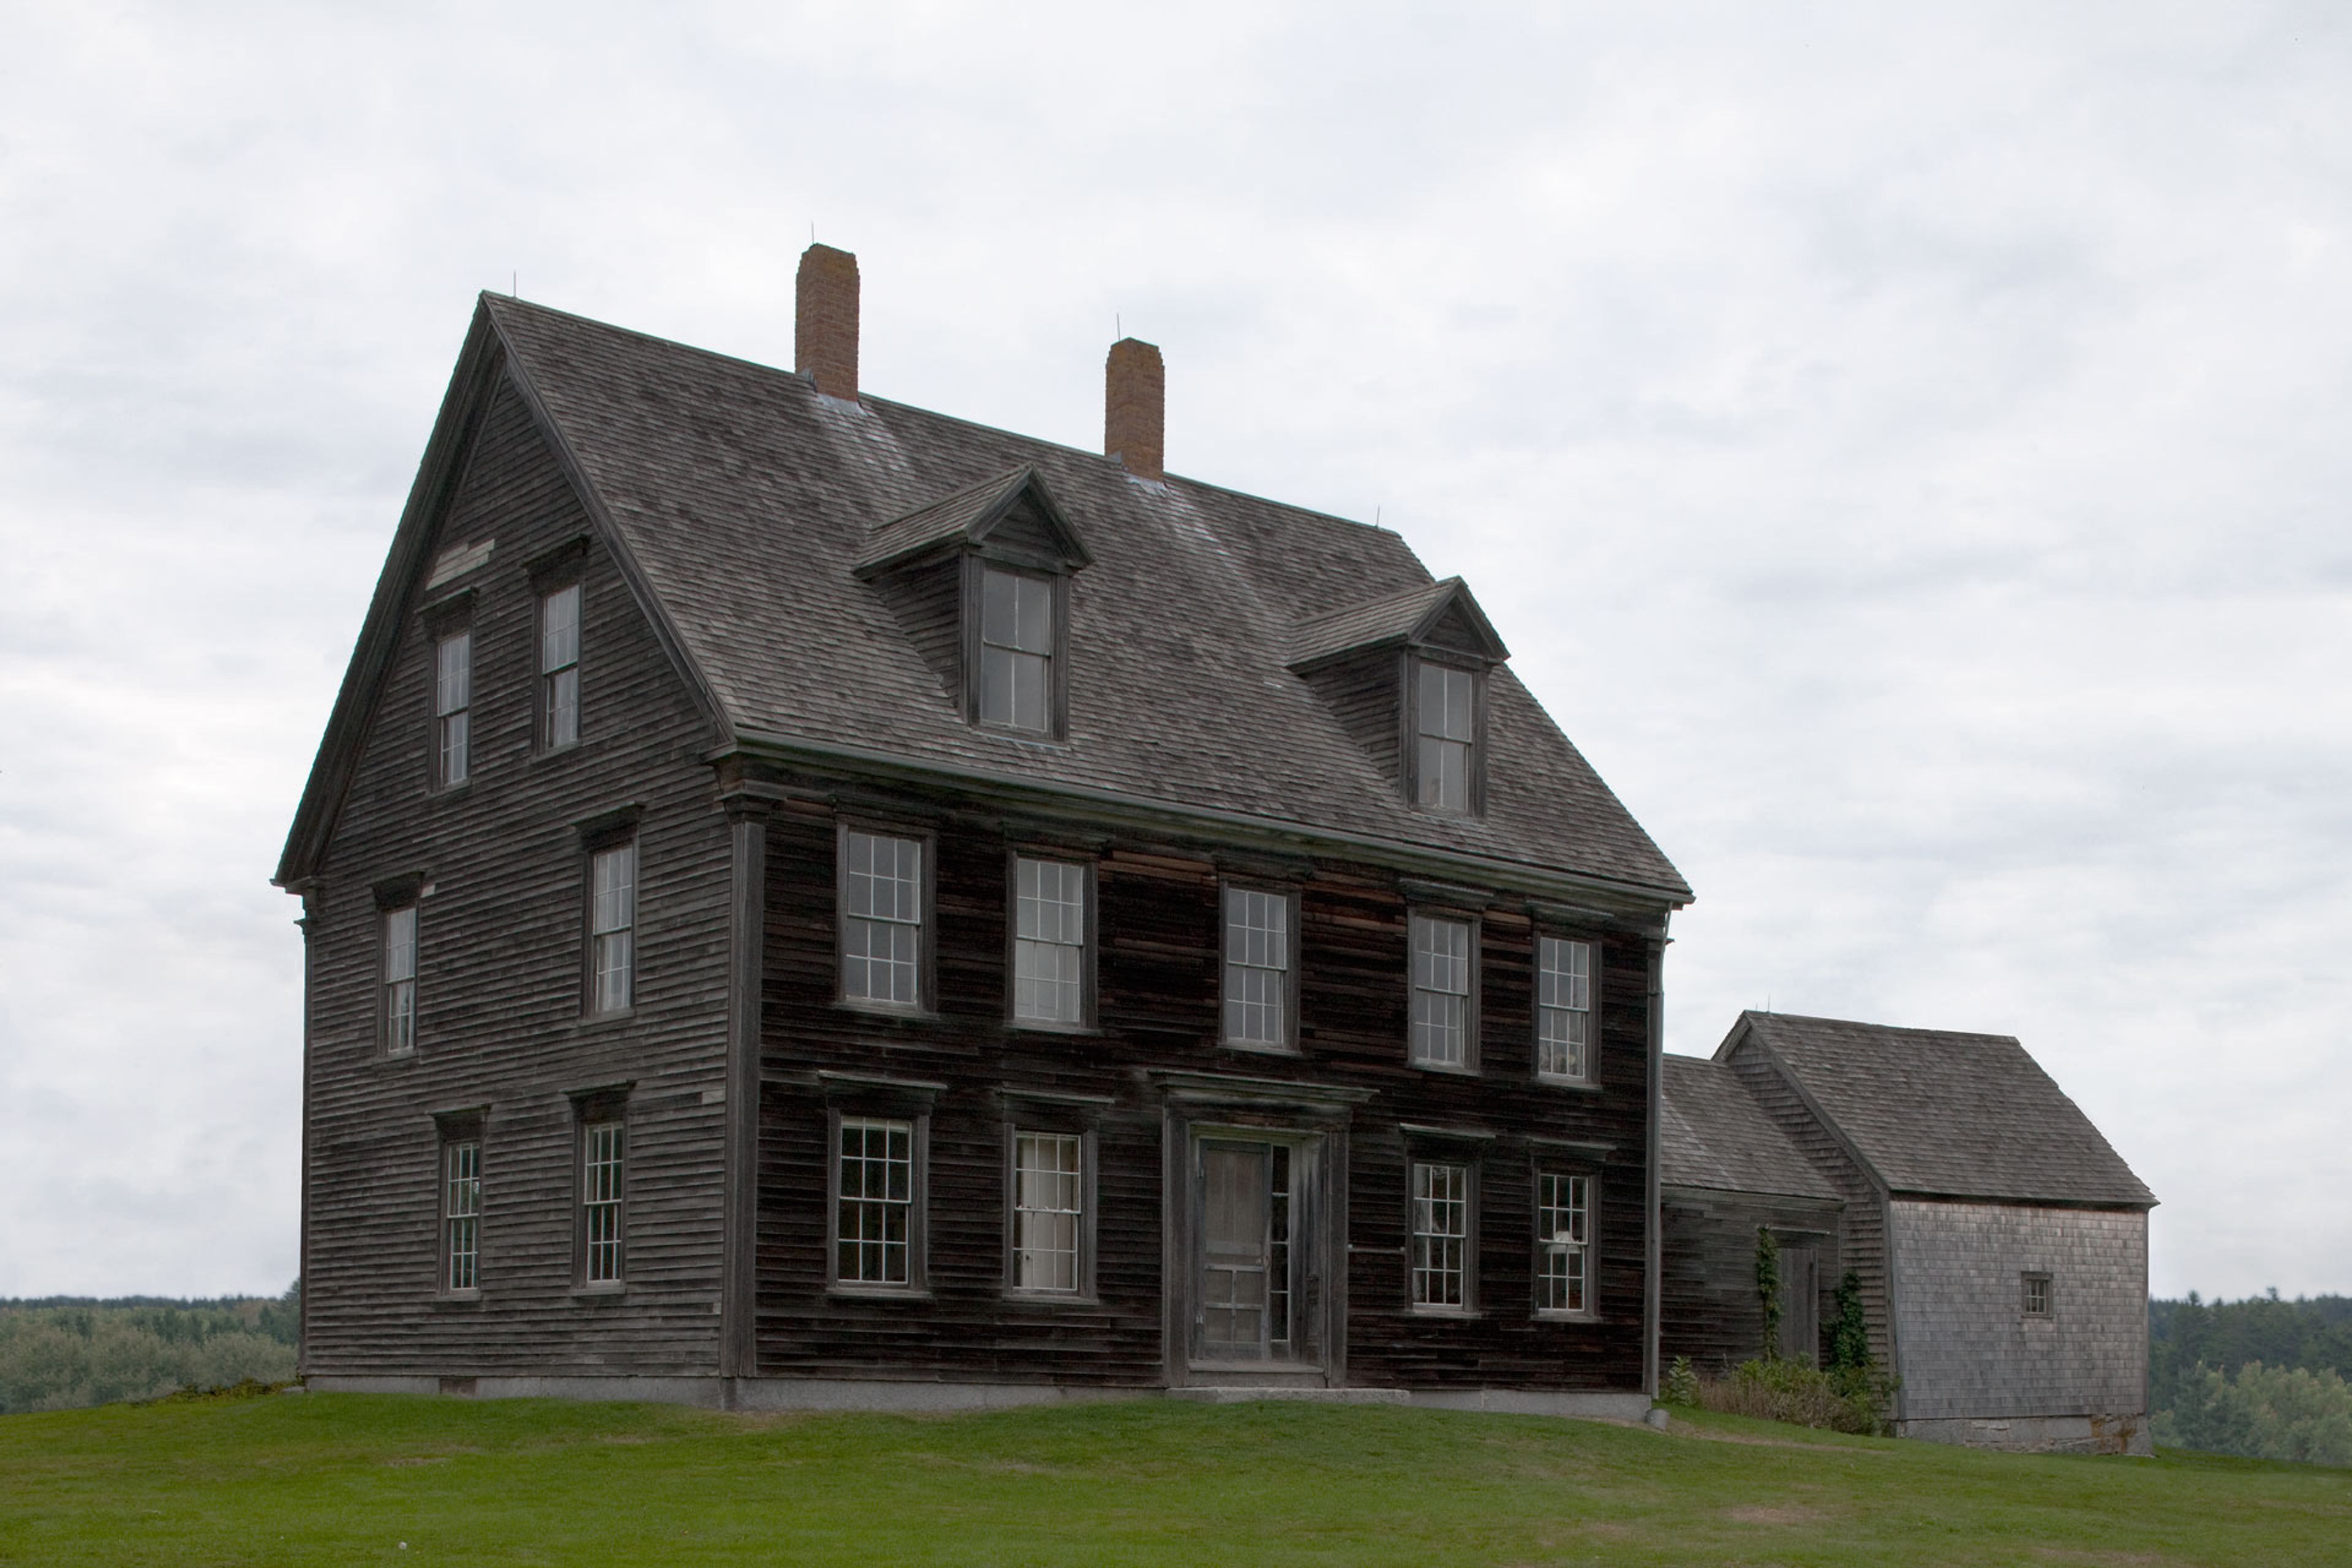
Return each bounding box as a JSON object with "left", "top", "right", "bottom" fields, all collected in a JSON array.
[
  {"left": 1660, "top": 1054, "right": 1841, "bottom": 1202},
  {"left": 1726, "top": 1012, "right": 2154, "bottom": 1208},
  {"left": 280, "top": 294, "right": 1690, "bottom": 905}
]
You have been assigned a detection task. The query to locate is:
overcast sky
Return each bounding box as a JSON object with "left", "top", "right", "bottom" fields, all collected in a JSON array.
[{"left": 3, "top": 2, "right": 2346, "bottom": 1302}]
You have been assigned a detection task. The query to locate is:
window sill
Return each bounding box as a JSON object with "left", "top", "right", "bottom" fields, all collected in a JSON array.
[
  {"left": 1409, "top": 1060, "right": 1480, "bottom": 1077},
  {"left": 429, "top": 780, "right": 475, "bottom": 801},
  {"left": 1408, "top": 1305, "right": 1480, "bottom": 1319},
  {"left": 1534, "top": 1310, "right": 1599, "bottom": 1324},
  {"left": 1221, "top": 1039, "right": 1301, "bottom": 1058},
  {"left": 1008, "top": 1019, "right": 1099, "bottom": 1036},
  {"left": 1535, "top": 1075, "right": 1602, "bottom": 1093},
  {"left": 431, "top": 1291, "right": 483, "bottom": 1310},
  {"left": 1003, "top": 1289, "right": 1098, "bottom": 1306},
  {"left": 377, "top": 1050, "right": 419, "bottom": 1067},
  {"left": 836, "top": 999, "right": 939, "bottom": 1024},
  {"left": 532, "top": 741, "right": 583, "bottom": 765},
  {"left": 579, "top": 1008, "right": 637, "bottom": 1029},
  {"left": 827, "top": 1285, "right": 933, "bottom": 1302},
  {"left": 570, "top": 1284, "right": 627, "bottom": 1302}
]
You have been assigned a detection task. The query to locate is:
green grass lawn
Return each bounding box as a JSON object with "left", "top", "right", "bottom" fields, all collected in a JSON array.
[{"left": 2, "top": 1392, "right": 2346, "bottom": 1566}]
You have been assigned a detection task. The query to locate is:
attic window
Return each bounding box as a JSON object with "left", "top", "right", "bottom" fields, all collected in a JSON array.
[
  {"left": 979, "top": 567, "right": 1057, "bottom": 732},
  {"left": 1411, "top": 660, "right": 1480, "bottom": 813}
]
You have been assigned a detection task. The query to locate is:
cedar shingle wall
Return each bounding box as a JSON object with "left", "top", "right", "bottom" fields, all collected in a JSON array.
[
  {"left": 302, "top": 374, "right": 730, "bottom": 1379},
  {"left": 1887, "top": 1200, "right": 2148, "bottom": 1421}
]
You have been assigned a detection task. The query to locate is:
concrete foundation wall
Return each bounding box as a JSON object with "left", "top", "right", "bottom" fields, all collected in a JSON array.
[
  {"left": 1899, "top": 1412, "right": 2154, "bottom": 1456},
  {"left": 1887, "top": 1200, "right": 2147, "bottom": 1427}
]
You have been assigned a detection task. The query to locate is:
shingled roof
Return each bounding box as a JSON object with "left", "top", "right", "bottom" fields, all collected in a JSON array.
[
  {"left": 280, "top": 294, "right": 1691, "bottom": 904},
  {"left": 1725, "top": 1012, "right": 2154, "bottom": 1208},
  {"left": 1660, "top": 1054, "right": 1841, "bottom": 1201}
]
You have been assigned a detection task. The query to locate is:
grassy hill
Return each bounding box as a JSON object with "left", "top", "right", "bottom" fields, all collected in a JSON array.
[{"left": 2, "top": 1393, "right": 2346, "bottom": 1566}]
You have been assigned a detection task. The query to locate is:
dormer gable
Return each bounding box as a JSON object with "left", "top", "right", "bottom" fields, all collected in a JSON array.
[
  {"left": 856, "top": 467, "right": 1091, "bottom": 741},
  {"left": 854, "top": 465, "right": 1091, "bottom": 581},
  {"left": 1288, "top": 578, "right": 1509, "bottom": 816}
]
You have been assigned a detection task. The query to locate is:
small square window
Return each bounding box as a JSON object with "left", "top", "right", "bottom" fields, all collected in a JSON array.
[
  {"left": 1536, "top": 937, "right": 1594, "bottom": 1082},
  {"left": 1409, "top": 914, "right": 1474, "bottom": 1068},
  {"left": 2022, "top": 1272, "right": 2053, "bottom": 1317},
  {"left": 1411, "top": 1159, "right": 1471, "bottom": 1309},
  {"left": 1012, "top": 856, "right": 1088, "bottom": 1025}
]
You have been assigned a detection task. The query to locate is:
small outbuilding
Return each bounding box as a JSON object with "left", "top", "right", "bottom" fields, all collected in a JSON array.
[{"left": 1660, "top": 1011, "right": 2156, "bottom": 1454}]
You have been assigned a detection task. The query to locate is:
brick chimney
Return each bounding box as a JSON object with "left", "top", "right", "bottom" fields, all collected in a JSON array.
[
  {"left": 1104, "top": 337, "right": 1164, "bottom": 480},
  {"left": 795, "top": 244, "right": 859, "bottom": 401}
]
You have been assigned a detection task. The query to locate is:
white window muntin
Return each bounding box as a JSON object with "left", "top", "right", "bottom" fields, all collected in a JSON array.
[
  {"left": 979, "top": 567, "right": 1055, "bottom": 733},
  {"left": 1222, "top": 886, "right": 1292, "bottom": 1049},
  {"left": 582, "top": 1119, "right": 625, "bottom": 1285},
  {"left": 842, "top": 829, "right": 924, "bottom": 1009},
  {"left": 1411, "top": 1159, "right": 1469, "bottom": 1309},
  {"left": 540, "top": 582, "right": 581, "bottom": 750},
  {"left": 1414, "top": 660, "right": 1475, "bottom": 812},
  {"left": 836, "top": 1116, "right": 916, "bottom": 1287},
  {"left": 590, "top": 840, "right": 636, "bottom": 1014},
  {"left": 1537, "top": 1172, "right": 1591, "bottom": 1316},
  {"left": 443, "top": 1139, "right": 481, "bottom": 1293},
  {"left": 1011, "top": 1131, "right": 1084, "bottom": 1294},
  {"left": 435, "top": 629, "right": 472, "bottom": 786},
  {"left": 1536, "top": 937, "right": 1594, "bottom": 1082},
  {"left": 1409, "top": 913, "right": 1473, "bottom": 1068},
  {"left": 383, "top": 904, "right": 417, "bottom": 1057},
  {"left": 1013, "top": 856, "right": 1087, "bottom": 1025}
]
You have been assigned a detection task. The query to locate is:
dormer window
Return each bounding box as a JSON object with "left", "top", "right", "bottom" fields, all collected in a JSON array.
[
  {"left": 980, "top": 567, "right": 1056, "bottom": 732},
  {"left": 1412, "top": 660, "right": 1479, "bottom": 813}
]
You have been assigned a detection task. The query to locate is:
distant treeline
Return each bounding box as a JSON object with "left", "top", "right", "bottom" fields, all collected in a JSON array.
[
  {"left": 0, "top": 1284, "right": 300, "bottom": 1414},
  {"left": 2150, "top": 1293, "right": 2352, "bottom": 1466}
]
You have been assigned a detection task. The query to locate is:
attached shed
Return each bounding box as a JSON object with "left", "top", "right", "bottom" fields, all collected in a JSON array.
[
  {"left": 1681, "top": 1011, "right": 2157, "bottom": 1454},
  {"left": 1659, "top": 1054, "right": 1844, "bottom": 1371}
]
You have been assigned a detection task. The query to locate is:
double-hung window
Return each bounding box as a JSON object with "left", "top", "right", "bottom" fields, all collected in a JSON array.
[
  {"left": 590, "top": 840, "right": 636, "bottom": 1014},
  {"left": 382, "top": 903, "right": 418, "bottom": 1057},
  {"left": 1409, "top": 913, "right": 1474, "bottom": 1068},
  {"left": 581, "top": 1117, "right": 625, "bottom": 1286},
  {"left": 1012, "top": 856, "right": 1088, "bottom": 1026},
  {"left": 442, "top": 1137, "right": 481, "bottom": 1293},
  {"left": 979, "top": 567, "right": 1055, "bottom": 733},
  {"left": 1537, "top": 1172, "right": 1592, "bottom": 1316},
  {"left": 434, "top": 628, "right": 472, "bottom": 786},
  {"left": 1413, "top": 661, "right": 1476, "bottom": 812},
  {"left": 1411, "top": 1159, "right": 1471, "bottom": 1310},
  {"left": 841, "top": 829, "right": 924, "bottom": 1009},
  {"left": 1223, "top": 887, "right": 1293, "bottom": 1050},
  {"left": 1536, "top": 937, "right": 1594, "bottom": 1082},
  {"left": 1011, "top": 1131, "right": 1085, "bottom": 1294},
  {"left": 540, "top": 582, "right": 581, "bottom": 749},
  {"left": 836, "top": 1117, "right": 917, "bottom": 1288}
]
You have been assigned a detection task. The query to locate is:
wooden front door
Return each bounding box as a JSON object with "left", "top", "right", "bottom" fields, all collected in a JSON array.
[{"left": 1193, "top": 1139, "right": 1308, "bottom": 1365}]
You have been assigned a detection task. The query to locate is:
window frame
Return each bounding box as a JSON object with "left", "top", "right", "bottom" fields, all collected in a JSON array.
[
  {"left": 536, "top": 578, "right": 583, "bottom": 754},
  {"left": 1006, "top": 850, "right": 1096, "bottom": 1031},
  {"left": 581, "top": 824, "right": 639, "bottom": 1020},
  {"left": 1407, "top": 908, "right": 1481, "bottom": 1072},
  {"left": 1219, "top": 881, "right": 1302, "bottom": 1055},
  {"left": 430, "top": 624, "right": 474, "bottom": 790},
  {"left": 963, "top": 556, "right": 1070, "bottom": 740},
  {"left": 826, "top": 1106, "right": 931, "bottom": 1296},
  {"left": 835, "top": 820, "right": 936, "bottom": 1016},
  {"left": 1004, "top": 1124, "right": 1097, "bottom": 1300},
  {"left": 378, "top": 891, "right": 420, "bottom": 1059},
  {"left": 1532, "top": 1167, "right": 1597, "bottom": 1321},
  {"left": 1533, "top": 933, "right": 1599, "bottom": 1087},
  {"left": 1402, "top": 652, "right": 1487, "bottom": 816},
  {"left": 435, "top": 1116, "right": 484, "bottom": 1299},
  {"left": 1406, "top": 1156, "right": 1478, "bottom": 1314},
  {"left": 569, "top": 1088, "right": 630, "bottom": 1292},
  {"left": 2022, "top": 1271, "right": 2054, "bottom": 1319}
]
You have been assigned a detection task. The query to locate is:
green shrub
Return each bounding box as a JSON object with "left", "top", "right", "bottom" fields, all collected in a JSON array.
[
  {"left": 1828, "top": 1269, "right": 1871, "bottom": 1373},
  {"left": 1661, "top": 1356, "right": 1700, "bottom": 1408},
  {"left": 1693, "top": 1356, "right": 1893, "bottom": 1435}
]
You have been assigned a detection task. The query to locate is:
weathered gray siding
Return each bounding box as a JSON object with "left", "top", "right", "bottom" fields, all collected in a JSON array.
[
  {"left": 301, "top": 372, "right": 733, "bottom": 1380},
  {"left": 1886, "top": 1199, "right": 2148, "bottom": 1430}
]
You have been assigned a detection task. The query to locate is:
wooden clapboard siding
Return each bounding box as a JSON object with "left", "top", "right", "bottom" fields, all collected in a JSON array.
[
  {"left": 752, "top": 794, "right": 1653, "bottom": 1392},
  {"left": 302, "top": 372, "right": 731, "bottom": 1379},
  {"left": 1725, "top": 1040, "right": 1893, "bottom": 1371},
  {"left": 1658, "top": 1188, "right": 1844, "bottom": 1374}
]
